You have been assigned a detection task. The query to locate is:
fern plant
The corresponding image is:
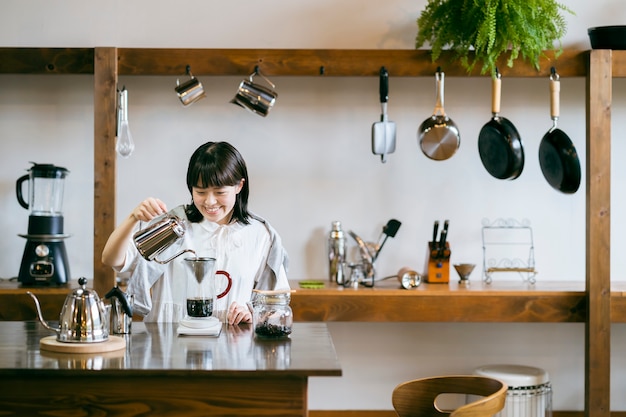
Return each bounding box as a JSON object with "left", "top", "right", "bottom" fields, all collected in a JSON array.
[{"left": 415, "top": 0, "right": 573, "bottom": 75}]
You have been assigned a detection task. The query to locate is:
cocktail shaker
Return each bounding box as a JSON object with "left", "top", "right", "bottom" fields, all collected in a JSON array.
[{"left": 328, "top": 221, "right": 346, "bottom": 284}]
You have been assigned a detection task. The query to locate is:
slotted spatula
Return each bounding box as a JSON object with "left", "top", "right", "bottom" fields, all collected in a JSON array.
[{"left": 372, "top": 67, "right": 397, "bottom": 163}]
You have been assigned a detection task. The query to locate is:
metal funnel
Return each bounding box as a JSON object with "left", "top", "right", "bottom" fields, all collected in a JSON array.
[
  {"left": 453, "top": 263, "right": 476, "bottom": 281},
  {"left": 184, "top": 257, "right": 216, "bottom": 284}
]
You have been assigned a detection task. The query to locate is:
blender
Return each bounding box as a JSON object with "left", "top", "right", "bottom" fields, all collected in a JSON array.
[{"left": 16, "top": 163, "right": 71, "bottom": 286}]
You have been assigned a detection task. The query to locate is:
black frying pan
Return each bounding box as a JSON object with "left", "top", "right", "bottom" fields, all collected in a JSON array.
[
  {"left": 478, "top": 70, "right": 524, "bottom": 180},
  {"left": 538, "top": 68, "right": 581, "bottom": 194}
]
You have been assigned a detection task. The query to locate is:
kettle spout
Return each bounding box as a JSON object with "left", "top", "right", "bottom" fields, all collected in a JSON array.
[
  {"left": 153, "top": 248, "right": 196, "bottom": 264},
  {"left": 26, "top": 291, "right": 60, "bottom": 334}
]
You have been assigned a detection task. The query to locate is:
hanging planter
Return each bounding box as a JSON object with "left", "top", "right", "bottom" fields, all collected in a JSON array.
[{"left": 415, "top": 0, "right": 573, "bottom": 75}]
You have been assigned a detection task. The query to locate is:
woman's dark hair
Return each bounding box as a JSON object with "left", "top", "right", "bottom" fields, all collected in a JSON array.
[{"left": 184, "top": 141, "right": 250, "bottom": 224}]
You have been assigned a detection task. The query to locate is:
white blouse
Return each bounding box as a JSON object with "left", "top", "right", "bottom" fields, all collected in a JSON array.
[{"left": 121, "top": 209, "right": 290, "bottom": 323}]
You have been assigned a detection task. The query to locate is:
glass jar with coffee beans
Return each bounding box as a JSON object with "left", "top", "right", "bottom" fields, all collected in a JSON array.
[{"left": 249, "top": 289, "right": 293, "bottom": 339}]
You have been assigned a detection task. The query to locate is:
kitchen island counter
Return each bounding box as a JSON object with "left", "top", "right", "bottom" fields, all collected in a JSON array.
[{"left": 0, "top": 321, "right": 341, "bottom": 416}]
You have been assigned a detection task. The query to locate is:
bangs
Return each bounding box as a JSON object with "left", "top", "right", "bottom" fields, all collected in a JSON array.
[{"left": 190, "top": 157, "right": 240, "bottom": 189}]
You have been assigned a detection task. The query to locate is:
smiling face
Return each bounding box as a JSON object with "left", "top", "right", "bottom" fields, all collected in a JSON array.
[
  {"left": 186, "top": 142, "right": 251, "bottom": 224},
  {"left": 192, "top": 180, "right": 244, "bottom": 225}
]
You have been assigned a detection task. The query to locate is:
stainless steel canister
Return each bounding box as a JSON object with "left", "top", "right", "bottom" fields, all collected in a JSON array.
[
  {"left": 328, "top": 221, "right": 347, "bottom": 284},
  {"left": 398, "top": 267, "right": 422, "bottom": 289}
]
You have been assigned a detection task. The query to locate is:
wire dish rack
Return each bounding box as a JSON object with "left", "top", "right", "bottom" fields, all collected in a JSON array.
[{"left": 481, "top": 218, "right": 537, "bottom": 284}]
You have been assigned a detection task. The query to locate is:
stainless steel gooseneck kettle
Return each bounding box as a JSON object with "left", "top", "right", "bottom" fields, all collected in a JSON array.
[
  {"left": 28, "top": 277, "right": 109, "bottom": 343},
  {"left": 133, "top": 213, "right": 196, "bottom": 264}
]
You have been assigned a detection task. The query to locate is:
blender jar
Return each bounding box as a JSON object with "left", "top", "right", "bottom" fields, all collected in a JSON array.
[
  {"left": 17, "top": 163, "right": 69, "bottom": 216},
  {"left": 16, "top": 163, "right": 69, "bottom": 235}
]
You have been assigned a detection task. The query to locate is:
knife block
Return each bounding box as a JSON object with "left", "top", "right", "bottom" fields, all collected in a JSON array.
[{"left": 424, "top": 241, "right": 451, "bottom": 283}]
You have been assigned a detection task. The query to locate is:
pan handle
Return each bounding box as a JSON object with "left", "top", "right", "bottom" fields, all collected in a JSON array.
[
  {"left": 550, "top": 67, "right": 560, "bottom": 121},
  {"left": 379, "top": 67, "right": 389, "bottom": 104},
  {"left": 434, "top": 68, "right": 446, "bottom": 117},
  {"left": 491, "top": 70, "right": 502, "bottom": 116}
]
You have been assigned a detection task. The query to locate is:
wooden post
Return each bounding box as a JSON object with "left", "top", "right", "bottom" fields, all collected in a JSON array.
[
  {"left": 585, "top": 49, "right": 611, "bottom": 417},
  {"left": 93, "top": 47, "right": 118, "bottom": 296}
]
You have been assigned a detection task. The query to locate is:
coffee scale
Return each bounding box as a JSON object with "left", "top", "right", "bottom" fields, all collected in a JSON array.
[{"left": 16, "top": 163, "right": 71, "bottom": 286}]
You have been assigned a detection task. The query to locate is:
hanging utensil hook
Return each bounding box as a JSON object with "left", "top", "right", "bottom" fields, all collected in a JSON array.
[
  {"left": 249, "top": 65, "right": 275, "bottom": 89},
  {"left": 550, "top": 66, "right": 559, "bottom": 81}
]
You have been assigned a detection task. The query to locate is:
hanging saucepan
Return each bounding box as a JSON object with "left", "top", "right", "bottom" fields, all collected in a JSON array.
[
  {"left": 478, "top": 69, "right": 524, "bottom": 180},
  {"left": 538, "top": 67, "right": 581, "bottom": 194},
  {"left": 418, "top": 67, "right": 460, "bottom": 160}
]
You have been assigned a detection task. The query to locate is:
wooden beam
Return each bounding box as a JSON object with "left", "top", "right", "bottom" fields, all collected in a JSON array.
[
  {"left": 93, "top": 47, "right": 118, "bottom": 296},
  {"left": 585, "top": 49, "right": 612, "bottom": 417},
  {"left": 117, "top": 48, "right": 587, "bottom": 77},
  {"left": 0, "top": 47, "right": 593, "bottom": 78},
  {"left": 0, "top": 48, "right": 94, "bottom": 74}
]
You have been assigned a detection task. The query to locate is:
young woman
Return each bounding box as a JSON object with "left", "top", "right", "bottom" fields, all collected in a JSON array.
[{"left": 102, "top": 141, "right": 290, "bottom": 325}]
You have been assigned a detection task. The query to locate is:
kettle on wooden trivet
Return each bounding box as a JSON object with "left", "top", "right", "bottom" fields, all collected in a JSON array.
[{"left": 28, "top": 277, "right": 109, "bottom": 343}]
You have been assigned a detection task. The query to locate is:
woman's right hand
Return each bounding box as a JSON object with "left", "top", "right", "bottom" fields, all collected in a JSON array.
[
  {"left": 131, "top": 197, "right": 168, "bottom": 223},
  {"left": 102, "top": 197, "right": 168, "bottom": 268}
]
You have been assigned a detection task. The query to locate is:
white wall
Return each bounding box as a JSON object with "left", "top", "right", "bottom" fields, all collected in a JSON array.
[{"left": 1, "top": 0, "right": 626, "bottom": 411}]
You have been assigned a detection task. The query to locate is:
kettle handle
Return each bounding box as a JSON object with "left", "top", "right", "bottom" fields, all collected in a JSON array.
[
  {"left": 215, "top": 270, "right": 232, "bottom": 299},
  {"left": 16, "top": 174, "right": 29, "bottom": 209},
  {"left": 105, "top": 286, "right": 133, "bottom": 317}
]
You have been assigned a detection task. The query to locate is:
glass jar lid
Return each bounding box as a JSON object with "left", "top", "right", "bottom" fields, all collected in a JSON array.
[{"left": 252, "top": 289, "right": 291, "bottom": 305}]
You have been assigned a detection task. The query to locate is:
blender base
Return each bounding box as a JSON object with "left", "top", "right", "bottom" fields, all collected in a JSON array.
[{"left": 18, "top": 237, "right": 70, "bottom": 286}]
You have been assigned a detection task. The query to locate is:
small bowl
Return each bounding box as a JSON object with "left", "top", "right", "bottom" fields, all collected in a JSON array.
[{"left": 588, "top": 26, "right": 626, "bottom": 50}]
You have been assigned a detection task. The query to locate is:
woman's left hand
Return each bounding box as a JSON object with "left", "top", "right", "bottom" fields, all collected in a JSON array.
[{"left": 227, "top": 301, "right": 252, "bottom": 325}]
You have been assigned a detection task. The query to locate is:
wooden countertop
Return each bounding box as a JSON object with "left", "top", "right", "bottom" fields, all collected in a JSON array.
[
  {"left": 0, "top": 321, "right": 342, "bottom": 377},
  {"left": 0, "top": 321, "right": 340, "bottom": 416}
]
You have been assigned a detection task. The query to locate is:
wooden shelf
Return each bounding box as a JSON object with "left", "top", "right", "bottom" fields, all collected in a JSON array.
[
  {"left": 0, "top": 281, "right": 69, "bottom": 321},
  {"left": 116, "top": 48, "right": 588, "bottom": 77},
  {"left": 5, "top": 279, "right": 626, "bottom": 324},
  {"left": 0, "top": 279, "right": 615, "bottom": 324},
  {"left": 0, "top": 48, "right": 94, "bottom": 74},
  {"left": 290, "top": 280, "right": 586, "bottom": 323},
  {"left": 0, "top": 47, "right": 591, "bottom": 77},
  {"left": 3, "top": 48, "right": 626, "bottom": 77}
]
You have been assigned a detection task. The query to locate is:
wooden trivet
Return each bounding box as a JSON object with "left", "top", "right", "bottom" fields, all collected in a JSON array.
[{"left": 40, "top": 335, "right": 126, "bottom": 353}]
